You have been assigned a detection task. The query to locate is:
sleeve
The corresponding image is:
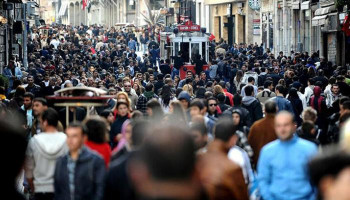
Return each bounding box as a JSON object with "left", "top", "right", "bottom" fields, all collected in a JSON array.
[
  {"left": 94, "top": 157, "right": 106, "bottom": 200},
  {"left": 25, "top": 139, "right": 35, "bottom": 179},
  {"left": 254, "top": 102, "right": 263, "bottom": 121},
  {"left": 257, "top": 148, "right": 273, "bottom": 200}
]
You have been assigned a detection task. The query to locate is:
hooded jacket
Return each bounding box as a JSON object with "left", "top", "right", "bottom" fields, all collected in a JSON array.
[
  {"left": 242, "top": 96, "right": 263, "bottom": 124},
  {"left": 25, "top": 132, "right": 68, "bottom": 193}
]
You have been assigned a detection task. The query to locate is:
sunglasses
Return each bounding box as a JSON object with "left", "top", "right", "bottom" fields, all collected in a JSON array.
[
  {"left": 209, "top": 104, "right": 217, "bottom": 107},
  {"left": 124, "top": 85, "right": 131, "bottom": 87}
]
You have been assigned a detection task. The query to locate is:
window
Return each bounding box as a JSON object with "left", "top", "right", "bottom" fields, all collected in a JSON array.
[{"left": 150, "top": 0, "right": 165, "bottom": 10}]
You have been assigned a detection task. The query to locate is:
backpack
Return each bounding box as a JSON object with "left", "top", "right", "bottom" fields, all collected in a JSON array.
[{"left": 261, "top": 90, "right": 272, "bottom": 98}]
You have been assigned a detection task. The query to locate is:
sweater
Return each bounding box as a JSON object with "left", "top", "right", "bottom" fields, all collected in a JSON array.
[
  {"left": 257, "top": 135, "right": 317, "bottom": 200},
  {"left": 25, "top": 132, "right": 68, "bottom": 192}
]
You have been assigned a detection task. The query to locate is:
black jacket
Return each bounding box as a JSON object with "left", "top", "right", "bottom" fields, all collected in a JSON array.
[
  {"left": 54, "top": 147, "right": 106, "bottom": 200},
  {"left": 105, "top": 152, "right": 136, "bottom": 200}
]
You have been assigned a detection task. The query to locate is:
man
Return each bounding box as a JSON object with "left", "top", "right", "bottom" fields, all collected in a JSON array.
[
  {"left": 171, "top": 52, "right": 184, "bottom": 79},
  {"left": 22, "top": 92, "right": 34, "bottom": 131},
  {"left": 136, "top": 83, "right": 158, "bottom": 114},
  {"left": 256, "top": 80, "right": 276, "bottom": 105},
  {"left": 178, "top": 70, "right": 193, "bottom": 88},
  {"left": 25, "top": 108, "right": 68, "bottom": 200},
  {"left": 25, "top": 76, "right": 41, "bottom": 97},
  {"left": 241, "top": 77, "right": 258, "bottom": 97},
  {"left": 258, "top": 111, "right": 317, "bottom": 200},
  {"left": 3, "top": 60, "right": 23, "bottom": 92},
  {"left": 190, "top": 121, "right": 208, "bottom": 154},
  {"left": 43, "top": 77, "right": 60, "bottom": 96},
  {"left": 128, "top": 124, "right": 207, "bottom": 200},
  {"left": 326, "top": 83, "right": 342, "bottom": 108},
  {"left": 190, "top": 99, "right": 215, "bottom": 136},
  {"left": 49, "top": 37, "right": 60, "bottom": 49},
  {"left": 241, "top": 85, "right": 263, "bottom": 124},
  {"left": 271, "top": 84, "right": 294, "bottom": 114},
  {"left": 197, "top": 118, "right": 249, "bottom": 200},
  {"left": 224, "top": 94, "right": 252, "bottom": 127},
  {"left": 54, "top": 122, "right": 106, "bottom": 200},
  {"left": 206, "top": 97, "right": 218, "bottom": 120},
  {"left": 159, "top": 59, "right": 171, "bottom": 75},
  {"left": 217, "top": 93, "right": 230, "bottom": 113},
  {"left": 248, "top": 100, "right": 278, "bottom": 169},
  {"left": 153, "top": 73, "right": 164, "bottom": 95},
  {"left": 123, "top": 81, "right": 138, "bottom": 110},
  {"left": 304, "top": 78, "right": 315, "bottom": 104}
]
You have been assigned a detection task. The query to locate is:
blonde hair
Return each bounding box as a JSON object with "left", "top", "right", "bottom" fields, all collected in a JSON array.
[
  {"left": 116, "top": 91, "right": 131, "bottom": 110},
  {"left": 182, "top": 84, "right": 194, "bottom": 97},
  {"left": 213, "top": 85, "right": 224, "bottom": 96}
]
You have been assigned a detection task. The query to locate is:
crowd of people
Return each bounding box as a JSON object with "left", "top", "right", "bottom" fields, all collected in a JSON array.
[{"left": 3, "top": 23, "right": 350, "bottom": 200}]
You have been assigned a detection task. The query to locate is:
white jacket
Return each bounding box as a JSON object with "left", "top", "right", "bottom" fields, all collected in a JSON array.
[{"left": 25, "top": 132, "right": 68, "bottom": 193}]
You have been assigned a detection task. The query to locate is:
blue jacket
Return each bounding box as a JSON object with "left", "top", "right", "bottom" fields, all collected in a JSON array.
[
  {"left": 54, "top": 146, "right": 106, "bottom": 200},
  {"left": 257, "top": 135, "right": 317, "bottom": 200},
  {"left": 272, "top": 96, "right": 294, "bottom": 115},
  {"left": 3, "top": 66, "right": 22, "bottom": 90}
]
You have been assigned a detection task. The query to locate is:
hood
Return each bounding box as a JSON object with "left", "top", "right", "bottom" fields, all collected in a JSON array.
[
  {"left": 242, "top": 96, "right": 256, "bottom": 106},
  {"left": 313, "top": 86, "right": 321, "bottom": 97},
  {"left": 178, "top": 91, "right": 191, "bottom": 102},
  {"left": 33, "top": 132, "right": 67, "bottom": 159}
]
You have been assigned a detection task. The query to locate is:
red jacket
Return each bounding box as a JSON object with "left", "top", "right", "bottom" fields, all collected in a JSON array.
[{"left": 85, "top": 140, "right": 111, "bottom": 167}]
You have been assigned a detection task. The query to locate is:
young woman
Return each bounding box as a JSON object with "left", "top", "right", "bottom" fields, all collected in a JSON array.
[
  {"left": 110, "top": 101, "right": 130, "bottom": 149},
  {"left": 159, "top": 85, "right": 176, "bottom": 113}
]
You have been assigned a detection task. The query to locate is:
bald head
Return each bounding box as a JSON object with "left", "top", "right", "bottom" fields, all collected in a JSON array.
[{"left": 275, "top": 111, "right": 295, "bottom": 141}]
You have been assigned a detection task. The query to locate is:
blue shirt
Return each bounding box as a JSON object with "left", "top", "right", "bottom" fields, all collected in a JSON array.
[{"left": 257, "top": 135, "right": 317, "bottom": 200}]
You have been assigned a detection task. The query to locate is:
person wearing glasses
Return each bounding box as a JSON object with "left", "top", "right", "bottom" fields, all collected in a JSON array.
[
  {"left": 206, "top": 97, "right": 219, "bottom": 120},
  {"left": 123, "top": 81, "right": 138, "bottom": 110}
]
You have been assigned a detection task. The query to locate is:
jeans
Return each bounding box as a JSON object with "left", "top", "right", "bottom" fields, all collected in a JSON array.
[{"left": 171, "top": 68, "right": 179, "bottom": 80}]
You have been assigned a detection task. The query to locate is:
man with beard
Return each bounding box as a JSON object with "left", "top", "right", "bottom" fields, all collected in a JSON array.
[{"left": 25, "top": 76, "right": 42, "bottom": 97}]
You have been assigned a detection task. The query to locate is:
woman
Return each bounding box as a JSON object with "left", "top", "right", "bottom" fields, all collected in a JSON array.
[
  {"left": 110, "top": 101, "right": 130, "bottom": 149},
  {"left": 288, "top": 88, "right": 303, "bottom": 126},
  {"left": 84, "top": 116, "right": 112, "bottom": 167},
  {"left": 133, "top": 82, "right": 144, "bottom": 96},
  {"left": 146, "top": 99, "right": 164, "bottom": 122},
  {"left": 159, "top": 85, "right": 176, "bottom": 113},
  {"left": 174, "top": 75, "right": 180, "bottom": 88},
  {"left": 234, "top": 70, "right": 244, "bottom": 93},
  {"left": 113, "top": 92, "right": 132, "bottom": 118},
  {"left": 182, "top": 84, "right": 195, "bottom": 98},
  {"left": 231, "top": 109, "right": 254, "bottom": 159},
  {"left": 168, "top": 100, "right": 187, "bottom": 124},
  {"left": 111, "top": 120, "right": 132, "bottom": 161}
]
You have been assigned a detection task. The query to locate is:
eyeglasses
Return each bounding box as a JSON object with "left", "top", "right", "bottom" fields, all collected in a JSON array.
[
  {"left": 124, "top": 85, "right": 131, "bottom": 87},
  {"left": 209, "top": 104, "right": 217, "bottom": 107}
]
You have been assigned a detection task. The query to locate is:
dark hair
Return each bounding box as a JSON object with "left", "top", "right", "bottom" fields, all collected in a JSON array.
[
  {"left": 190, "top": 99, "right": 205, "bottom": 110},
  {"left": 340, "top": 97, "right": 350, "bottom": 105},
  {"left": 233, "top": 94, "right": 242, "bottom": 105},
  {"left": 264, "top": 80, "right": 273, "bottom": 89},
  {"left": 301, "top": 121, "right": 315, "bottom": 135},
  {"left": 131, "top": 120, "right": 149, "bottom": 147},
  {"left": 190, "top": 122, "right": 207, "bottom": 136},
  {"left": 214, "top": 118, "right": 237, "bottom": 142},
  {"left": 217, "top": 93, "right": 226, "bottom": 103},
  {"left": 145, "top": 83, "right": 154, "bottom": 92},
  {"left": 265, "top": 100, "right": 277, "bottom": 114},
  {"left": 67, "top": 122, "right": 87, "bottom": 135},
  {"left": 139, "top": 124, "right": 196, "bottom": 180},
  {"left": 244, "top": 85, "right": 254, "bottom": 96},
  {"left": 160, "top": 85, "right": 173, "bottom": 107},
  {"left": 308, "top": 148, "right": 350, "bottom": 199},
  {"left": 84, "top": 117, "right": 107, "bottom": 143},
  {"left": 33, "top": 97, "right": 48, "bottom": 106},
  {"left": 275, "top": 84, "right": 284, "bottom": 94},
  {"left": 23, "top": 92, "right": 34, "bottom": 100},
  {"left": 248, "top": 77, "right": 255, "bottom": 83},
  {"left": 146, "top": 99, "right": 164, "bottom": 120},
  {"left": 42, "top": 108, "right": 59, "bottom": 127},
  {"left": 342, "top": 101, "right": 350, "bottom": 110}
]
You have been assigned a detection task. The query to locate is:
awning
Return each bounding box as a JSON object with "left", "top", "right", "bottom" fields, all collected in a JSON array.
[
  {"left": 312, "top": 15, "right": 327, "bottom": 26},
  {"left": 205, "top": 0, "right": 244, "bottom": 5},
  {"left": 301, "top": 1, "right": 309, "bottom": 10},
  {"left": 314, "top": 5, "right": 336, "bottom": 16},
  {"left": 58, "top": 2, "right": 68, "bottom": 17},
  {"left": 292, "top": 1, "right": 300, "bottom": 10}
]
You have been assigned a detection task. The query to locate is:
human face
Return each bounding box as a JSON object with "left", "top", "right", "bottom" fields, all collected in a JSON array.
[
  {"left": 27, "top": 77, "right": 34, "bottom": 86},
  {"left": 275, "top": 113, "right": 295, "bottom": 141},
  {"left": 190, "top": 106, "right": 202, "bottom": 118},
  {"left": 124, "top": 82, "right": 132, "bottom": 92},
  {"left": 208, "top": 100, "right": 217, "bottom": 114},
  {"left": 321, "top": 167, "right": 350, "bottom": 200},
  {"left": 187, "top": 72, "right": 193, "bottom": 79},
  {"left": 33, "top": 101, "right": 47, "bottom": 116},
  {"left": 149, "top": 75, "right": 154, "bottom": 83},
  {"left": 232, "top": 113, "right": 240, "bottom": 126},
  {"left": 23, "top": 97, "right": 33, "bottom": 110},
  {"left": 180, "top": 99, "right": 189, "bottom": 109},
  {"left": 200, "top": 73, "right": 206, "bottom": 80},
  {"left": 332, "top": 86, "right": 340, "bottom": 95},
  {"left": 118, "top": 104, "right": 128, "bottom": 117},
  {"left": 66, "top": 127, "right": 85, "bottom": 153},
  {"left": 190, "top": 130, "right": 207, "bottom": 150},
  {"left": 107, "top": 113, "right": 115, "bottom": 124}
]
